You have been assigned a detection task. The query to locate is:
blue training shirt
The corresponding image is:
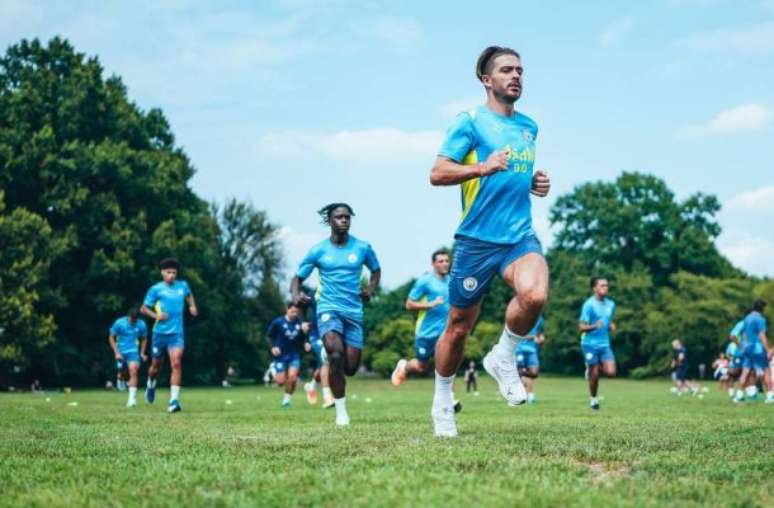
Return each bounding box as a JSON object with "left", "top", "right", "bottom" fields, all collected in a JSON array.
[
  {"left": 408, "top": 272, "right": 450, "bottom": 340},
  {"left": 297, "top": 235, "right": 380, "bottom": 319},
  {"left": 580, "top": 296, "right": 616, "bottom": 347},
  {"left": 267, "top": 316, "right": 305, "bottom": 356},
  {"left": 438, "top": 105, "right": 539, "bottom": 245},
  {"left": 743, "top": 311, "right": 767, "bottom": 353},
  {"left": 109, "top": 317, "right": 148, "bottom": 354},
  {"left": 517, "top": 315, "right": 545, "bottom": 354},
  {"left": 143, "top": 280, "right": 191, "bottom": 335}
]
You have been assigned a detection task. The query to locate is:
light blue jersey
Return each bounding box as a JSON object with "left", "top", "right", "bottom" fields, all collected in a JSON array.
[
  {"left": 743, "top": 311, "right": 767, "bottom": 351},
  {"left": 143, "top": 280, "right": 191, "bottom": 335},
  {"left": 408, "top": 272, "right": 450, "bottom": 339},
  {"left": 109, "top": 317, "right": 148, "bottom": 354},
  {"left": 730, "top": 319, "right": 745, "bottom": 342},
  {"left": 438, "top": 105, "right": 539, "bottom": 244},
  {"left": 297, "top": 235, "right": 380, "bottom": 319},
  {"left": 580, "top": 296, "right": 616, "bottom": 347},
  {"left": 517, "top": 315, "right": 544, "bottom": 354}
]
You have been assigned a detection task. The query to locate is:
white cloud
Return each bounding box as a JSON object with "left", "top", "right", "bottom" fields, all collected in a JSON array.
[
  {"left": 677, "top": 104, "right": 771, "bottom": 137},
  {"left": 439, "top": 95, "right": 486, "bottom": 118},
  {"left": 599, "top": 16, "right": 634, "bottom": 47},
  {"left": 726, "top": 186, "right": 774, "bottom": 211},
  {"left": 369, "top": 17, "right": 421, "bottom": 47},
  {"left": 679, "top": 21, "right": 774, "bottom": 53},
  {"left": 718, "top": 235, "right": 774, "bottom": 276},
  {"left": 256, "top": 128, "right": 443, "bottom": 163},
  {"left": 276, "top": 226, "right": 320, "bottom": 288}
]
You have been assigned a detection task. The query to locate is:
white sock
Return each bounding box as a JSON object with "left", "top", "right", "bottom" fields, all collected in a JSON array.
[
  {"left": 170, "top": 385, "right": 181, "bottom": 402},
  {"left": 728, "top": 388, "right": 735, "bottom": 396},
  {"left": 147, "top": 378, "right": 157, "bottom": 389},
  {"left": 735, "top": 389, "right": 744, "bottom": 400},
  {"left": 494, "top": 326, "right": 521, "bottom": 357},
  {"left": 590, "top": 396, "right": 599, "bottom": 405},
  {"left": 283, "top": 393, "right": 292, "bottom": 404},
  {"left": 128, "top": 387, "right": 137, "bottom": 402},
  {"left": 308, "top": 379, "right": 317, "bottom": 390},
  {"left": 527, "top": 392, "right": 535, "bottom": 402},
  {"left": 433, "top": 371, "right": 455, "bottom": 408},
  {"left": 322, "top": 387, "right": 332, "bottom": 399},
  {"left": 767, "top": 391, "right": 774, "bottom": 399},
  {"left": 334, "top": 397, "right": 348, "bottom": 418}
]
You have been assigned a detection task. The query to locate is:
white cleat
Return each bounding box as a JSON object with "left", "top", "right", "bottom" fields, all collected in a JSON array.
[
  {"left": 391, "top": 359, "right": 408, "bottom": 386},
  {"left": 126, "top": 400, "right": 137, "bottom": 408},
  {"left": 431, "top": 405, "right": 458, "bottom": 438},
  {"left": 335, "top": 413, "right": 350, "bottom": 427},
  {"left": 483, "top": 351, "right": 527, "bottom": 406}
]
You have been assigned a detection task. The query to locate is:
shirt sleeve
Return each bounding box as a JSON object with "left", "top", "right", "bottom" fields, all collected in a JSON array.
[
  {"left": 579, "top": 301, "right": 592, "bottom": 323},
  {"left": 139, "top": 320, "right": 148, "bottom": 338},
  {"left": 407, "top": 277, "right": 426, "bottom": 301},
  {"left": 109, "top": 320, "right": 119, "bottom": 337},
  {"left": 438, "top": 112, "right": 476, "bottom": 163},
  {"left": 297, "top": 247, "right": 319, "bottom": 280},
  {"left": 143, "top": 286, "right": 158, "bottom": 308},
  {"left": 364, "top": 243, "right": 380, "bottom": 272},
  {"left": 266, "top": 319, "right": 279, "bottom": 345}
]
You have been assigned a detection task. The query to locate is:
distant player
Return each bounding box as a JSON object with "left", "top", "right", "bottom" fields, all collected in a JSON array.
[
  {"left": 392, "top": 249, "right": 451, "bottom": 385},
  {"left": 726, "top": 317, "right": 746, "bottom": 397},
  {"left": 108, "top": 306, "right": 148, "bottom": 407},
  {"left": 735, "top": 300, "right": 772, "bottom": 403},
  {"left": 301, "top": 289, "right": 334, "bottom": 408},
  {"left": 671, "top": 339, "right": 698, "bottom": 396},
  {"left": 515, "top": 314, "right": 545, "bottom": 404},
  {"left": 428, "top": 46, "right": 552, "bottom": 437},
  {"left": 267, "top": 302, "right": 310, "bottom": 408},
  {"left": 464, "top": 361, "right": 478, "bottom": 393},
  {"left": 141, "top": 258, "right": 198, "bottom": 413},
  {"left": 291, "top": 203, "right": 381, "bottom": 426},
  {"left": 712, "top": 352, "right": 730, "bottom": 391},
  {"left": 579, "top": 277, "right": 616, "bottom": 411}
]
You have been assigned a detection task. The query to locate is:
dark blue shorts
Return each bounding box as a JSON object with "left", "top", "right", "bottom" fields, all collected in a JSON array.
[
  {"left": 515, "top": 349, "right": 540, "bottom": 369},
  {"left": 274, "top": 353, "right": 301, "bottom": 373},
  {"left": 415, "top": 336, "right": 439, "bottom": 363},
  {"left": 675, "top": 364, "right": 689, "bottom": 381},
  {"left": 582, "top": 343, "right": 615, "bottom": 366},
  {"left": 449, "top": 234, "right": 543, "bottom": 308}
]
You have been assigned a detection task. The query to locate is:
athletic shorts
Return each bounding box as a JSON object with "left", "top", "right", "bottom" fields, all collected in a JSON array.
[
  {"left": 581, "top": 343, "right": 615, "bottom": 366},
  {"left": 674, "top": 364, "right": 689, "bottom": 381},
  {"left": 151, "top": 332, "right": 184, "bottom": 358},
  {"left": 274, "top": 353, "right": 301, "bottom": 373},
  {"left": 713, "top": 368, "right": 728, "bottom": 381},
  {"left": 730, "top": 356, "right": 742, "bottom": 370},
  {"left": 310, "top": 336, "right": 327, "bottom": 368},
  {"left": 516, "top": 349, "right": 540, "bottom": 369},
  {"left": 317, "top": 311, "right": 364, "bottom": 350},
  {"left": 415, "top": 336, "right": 439, "bottom": 363},
  {"left": 449, "top": 234, "right": 543, "bottom": 308},
  {"left": 116, "top": 351, "right": 140, "bottom": 369}
]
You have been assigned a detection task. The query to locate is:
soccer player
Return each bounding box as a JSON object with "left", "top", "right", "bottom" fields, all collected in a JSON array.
[
  {"left": 671, "top": 339, "right": 698, "bottom": 396},
  {"left": 735, "top": 300, "right": 772, "bottom": 403},
  {"left": 301, "top": 289, "right": 334, "bottom": 408},
  {"left": 712, "top": 352, "right": 730, "bottom": 391},
  {"left": 429, "top": 46, "right": 551, "bottom": 437},
  {"left": 464, "top": 361, "right": 478, "bottom": 394},
  {"left": 579, "top": 277, "right": 617, "bottom": 411},
  {"left": 391, "top": 249, "right": 451, "bottom": 385},
  {"left": 290, "top": 203, "right": 381, "bottom": 426},
  {"left": 267, "top": 302, "right": 310, "bottom": 408},
  {"left": 726, "top": 319, "right": 745, "bottom": 397},
  {"left": 108, "top": 306, "right": 148, "bottom": 407},
  {"left": 140, "top": 258, "right": 198, "bottom": 413},
  {"left": 515, "top": 314, "right": 545, "bottom": 404}
]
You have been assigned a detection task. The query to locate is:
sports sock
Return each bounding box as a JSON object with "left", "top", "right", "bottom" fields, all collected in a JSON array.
[
  {"left": 433, "top": 371, "right": 455, "bottom": 408},
  {"left": 147, "top": 378, "right": 157, "bottom": 389},
  {"left": 590, "top": 396, "right": 599, "bottom": 406},
  {"left": 308, "top": 379, "right": 317, "bottom": 390},
  {"left": 170, "top": 385, "right": 180, "bottom": 402},
  {"left": 283, "top": 393, "right": 292, "bottom": 404},
  {"left": 494, "top": 326, "right": 521, "bottom": 358},
  {"left": 527, "top": 393, "right": 535, "bottom": 402},
  {"left": 767, "top": 391, "right": 774, "bottom": 400},
  {"left": 735, "top": 389, "right": 744, "bottom": 400},
  {"left": 128, "top": 387, "right": 137, "bottom": 403},
  {"left": 322, "top": 387, "right": 332, "bottom": 399},
  {"left": 334, "top": 397, "right": 347, "bottom": 418}
]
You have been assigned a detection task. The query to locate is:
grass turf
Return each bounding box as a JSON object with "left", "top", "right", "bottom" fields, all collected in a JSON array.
[{"left": 1, "top": 376, "right": 773, "bottom": 507}]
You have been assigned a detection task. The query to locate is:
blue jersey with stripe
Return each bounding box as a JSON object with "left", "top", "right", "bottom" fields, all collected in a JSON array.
[
  {"left": 438, "top": 105, "right": 539, "bottom": 245},
  {"left": 580, "top": 296, "right": 616, "bottom": 347},
  {"left": 142, "top": 280, "right": 191, "bottom": 335},
  {"left": 109, "top": 317, "right": 148, "bottom": 354},
  {"left": 297, "top": 235, "right": 380, "bottom": 319},
  {"left": 517, "top": 315, "right": 544, "bottom": 354},
  {"left": 408, "top": 272, "right": 450, "bottom": 339}
]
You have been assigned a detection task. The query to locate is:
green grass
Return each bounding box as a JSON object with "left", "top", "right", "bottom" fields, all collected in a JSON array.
[{"left": 1, "top": 376, "right": 773, "bottom": 507}]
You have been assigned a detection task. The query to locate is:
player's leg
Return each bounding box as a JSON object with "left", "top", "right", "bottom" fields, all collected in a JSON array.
[
  {"left": 584, "top": 345, "right": 602, "bottom": 410},
  {"left": 522, "top": 361, "right": 540, "bottom": 403},
  {"left": 283, "top": 363, "right": 300, "bottom": 408},
  {"left": 116, "top": 360, "right": 127, "bottom": 391},
  {"left": 392, "top": 337, "right": 433, "bottom": 386},
  {"left": 323, "top": 329, "right": 350, "bottom": 425},
  {"left": 735, "top": 367, "right": 751, "bottom": 402},
  {"left": 765, "top": 359, "right": 774, "bottom": 403},
  {"left": 167, "top": 345, "right": 184, "bottom": 413},
  {"left": 126, "top": 359, "right": 139, "bottom": 407},
  {"left": 320, "top": 363, "right": 333, "bottom": 408},
  {"left": 146, "top": 336, "right": 165, "bottom": 404}
]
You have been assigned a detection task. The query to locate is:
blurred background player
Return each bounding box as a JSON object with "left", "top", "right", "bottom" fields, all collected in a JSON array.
[
  {"left": 300, "top": 288, "right": 334, "bottom": 408},
  {"left": 726, "top": 318, "right": 745, "bottom": 397},
  {"left": 735, "top": 300, "right": 771, "bottom": 403},
  {"left": 108, "top": 306, "right": 148, "bottom": 407},
  {"left": 579, "top": 277, "right": 617, "bottom": 411},
  {"left": 712, "top": 352, "right": 730, "bottom": 392},
  {"left": 671, "top": 339, "right": 699, "bottom": 396},
  {"left": 291, "top": 203, "right": 381, "bottom": 427},
  {"left": 464, "top": 361, "right": 478, "bottom": 394},
  {"left": 141, "top": 257, "right": 198, "bottom": 413},
  {"left": 267, "top": 302, "right": 309, "bottom": 408},
  {"left": 515, "top": 314, "right": 545, "bottom": 404}
]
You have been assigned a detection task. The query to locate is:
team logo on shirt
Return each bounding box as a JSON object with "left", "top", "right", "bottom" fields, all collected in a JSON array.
[
  {"left": 463, "top": 277, "right": 478, "bottom": 292},
  {"left": 586, "top": 352, "right": 593, "bottom": 361},
  {"left": 347, "top": 254, "right": 357, "bottom": 264},
  {"left": 321, "top": 313, "right": 331, "bottom": 322}
]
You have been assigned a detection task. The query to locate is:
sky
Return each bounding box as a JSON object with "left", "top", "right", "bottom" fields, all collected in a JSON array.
[{"left": 2, "top": 0, "right": 773, "bottom": 288}]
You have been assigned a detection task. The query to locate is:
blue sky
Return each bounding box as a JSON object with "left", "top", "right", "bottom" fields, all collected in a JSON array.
[{"left": 2, "top": 0, "right": 773, "bottom": 287}]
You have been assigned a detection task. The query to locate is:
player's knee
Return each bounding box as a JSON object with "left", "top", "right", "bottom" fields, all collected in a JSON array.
[
  {"left": 605, "top": 366, "right": 617, "bottom": 378},
  {"left": 528, "top": 368, "right": 540, "bottom": 379},
  {"left": 328, "top": 350, "right": 345, "bottom": 372},
  {"left": 519, "top": 287, "right": 547, "bottom": 315},
  {"left": 447, "top": 321, "right": 471, "bottom": 344}
]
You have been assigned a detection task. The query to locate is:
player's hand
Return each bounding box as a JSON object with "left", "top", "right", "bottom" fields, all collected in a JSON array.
[
  {"left": 141, "top": 354, "right": 148, "bottom": 363},
  {"left": 189, "top": 305, "right": 198, "bottom": 317},
  {"left": 114, "top": 352, "right": 123, "bottom": 360},
  {"left": 301, "top": 322, "right": 311, "bottom": 334},
  {"left": 481, "top": 150, "right": 509, "bottom": 176},
  {"left": 304, "top": 342, "right": 312, "bottom": 352},
  {"left": 271, "top": 347, "right": 281, "bottom": 357},
  {"left": 530, "top": 170, "right": 551, "bottom": 197},
  {"left": 609, "top": 322, "right": 616, "bottom": 333},
  {"left": 293, "top": 292, "right": 311, "bottom": 306},
  {"left": 595, "top": 320, "right": 603, "bottom": 330},
  {"left": 361, "top": 289, "right": 373, "bottom": 304},
  {"left": 157, "top": 312, "right": 169, "bottom": 321},
  {"left": 431, "top": 296, "right": 445, "bottom": 308}
]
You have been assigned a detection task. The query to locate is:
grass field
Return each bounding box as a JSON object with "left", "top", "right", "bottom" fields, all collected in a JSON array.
[{"left": 1, "top": 376, "right": 773, "bottom": 507}]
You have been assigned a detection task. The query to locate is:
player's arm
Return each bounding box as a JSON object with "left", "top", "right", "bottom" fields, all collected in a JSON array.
[
  {"left": 108, "top": 334, "right": 121, "bottom": 359},
  {"left": 760, "top": 330, "right": 771, "bottom": 356},
  {"left": 405, "top": 298, "right": 442, "bottom": 311},
  {"left": 186, "top": 293, "right": 198, "bottom": 317},
  {"left": 139, "top": 336, "right": 148, "bottom": 361},
  {"left": 534, "top": 332, "right": 545, "bottom": 347},
  {"left": 290, "top": 276, "right": 309, "bottom": 306},
  {"left": 430, "top": 153, "right": 508, "bottom": 186},
  {"left": 609, "top": 321, "right": 617, "bottom": 334},
  {"left": 362, "top": 269, "right": 381, "bottom": 303},
  {"left": 578, "top": 321, "right": 599, "bottom": 332}
]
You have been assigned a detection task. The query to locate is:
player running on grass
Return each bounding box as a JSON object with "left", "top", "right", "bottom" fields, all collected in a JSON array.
[
  {"left": 108, "top": 306, "right": 148, "bottom": 407},
  {"left": 429, "top": 46, "right": 551, "bottom": 437},
  {"left": 267, "top": 302, "right": 310, "bottom": 408},
  {"left": 726, "top": 318, "right": 745, "bottom": 397},
  {"left": 300, "top": 288, "right": 334, "bottom": 408},
  {"left": 291, "top": 203, "right": 381, "bottom": 427},
  {"left": 579, "top": 277, "right": 617, "bottom": 411},
  {"left": 141, "top": 258, "right": 198, "bottom": 413},
  {"left": 734, "top": 300, "right": 772, "bottom": 403},
  {"left": 671, "top": 339, "right": 699, "bottom": 396},
  {"left": 515, "top": 314, "right": 545, "bottom": 404}
]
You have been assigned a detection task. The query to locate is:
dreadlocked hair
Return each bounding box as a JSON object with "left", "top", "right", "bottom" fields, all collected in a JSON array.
[{"left": 317, "top": 203, "right": 355, "bottom": 225}]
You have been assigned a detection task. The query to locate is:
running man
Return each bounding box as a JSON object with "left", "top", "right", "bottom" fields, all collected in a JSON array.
[
  {"left": 429, "top": 46, "right": 551, "bottom": 437},
  {"left": 140, "top": 258, "right": 198, "bottom": 413},
  {"left": 726, "top": 318, "right": 745, "bottom": 397},
  {"left": 108, "top": 306, "right": 148, "bottom": 407},
  {"left": 267, "top": 302, "right": 310, "bottom": 408},
  {"left": 515, "top": 314, "right": 545, "bottom": 404},
  {"left": 579, "top": 277, "right": 616, "bottom": 411},
  {"left": 671, "top": 339, "right": 699, "bottom": 396},
  {"left": 392, "top": 249, "right": 451, "bottom": 385},
  {"left": 301, "top": 288, "right": 334, "bottom": 408},
  {"left": 735, "top": 300, "right": 772, "bottom": 403},
  {"left": 291, "top": 203, "right": 381, "bottom": 426}
]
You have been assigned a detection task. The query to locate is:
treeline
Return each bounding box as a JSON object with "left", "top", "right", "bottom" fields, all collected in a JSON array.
[{"left": 0, "top": 38, "right": 286, "bottom": 387}]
